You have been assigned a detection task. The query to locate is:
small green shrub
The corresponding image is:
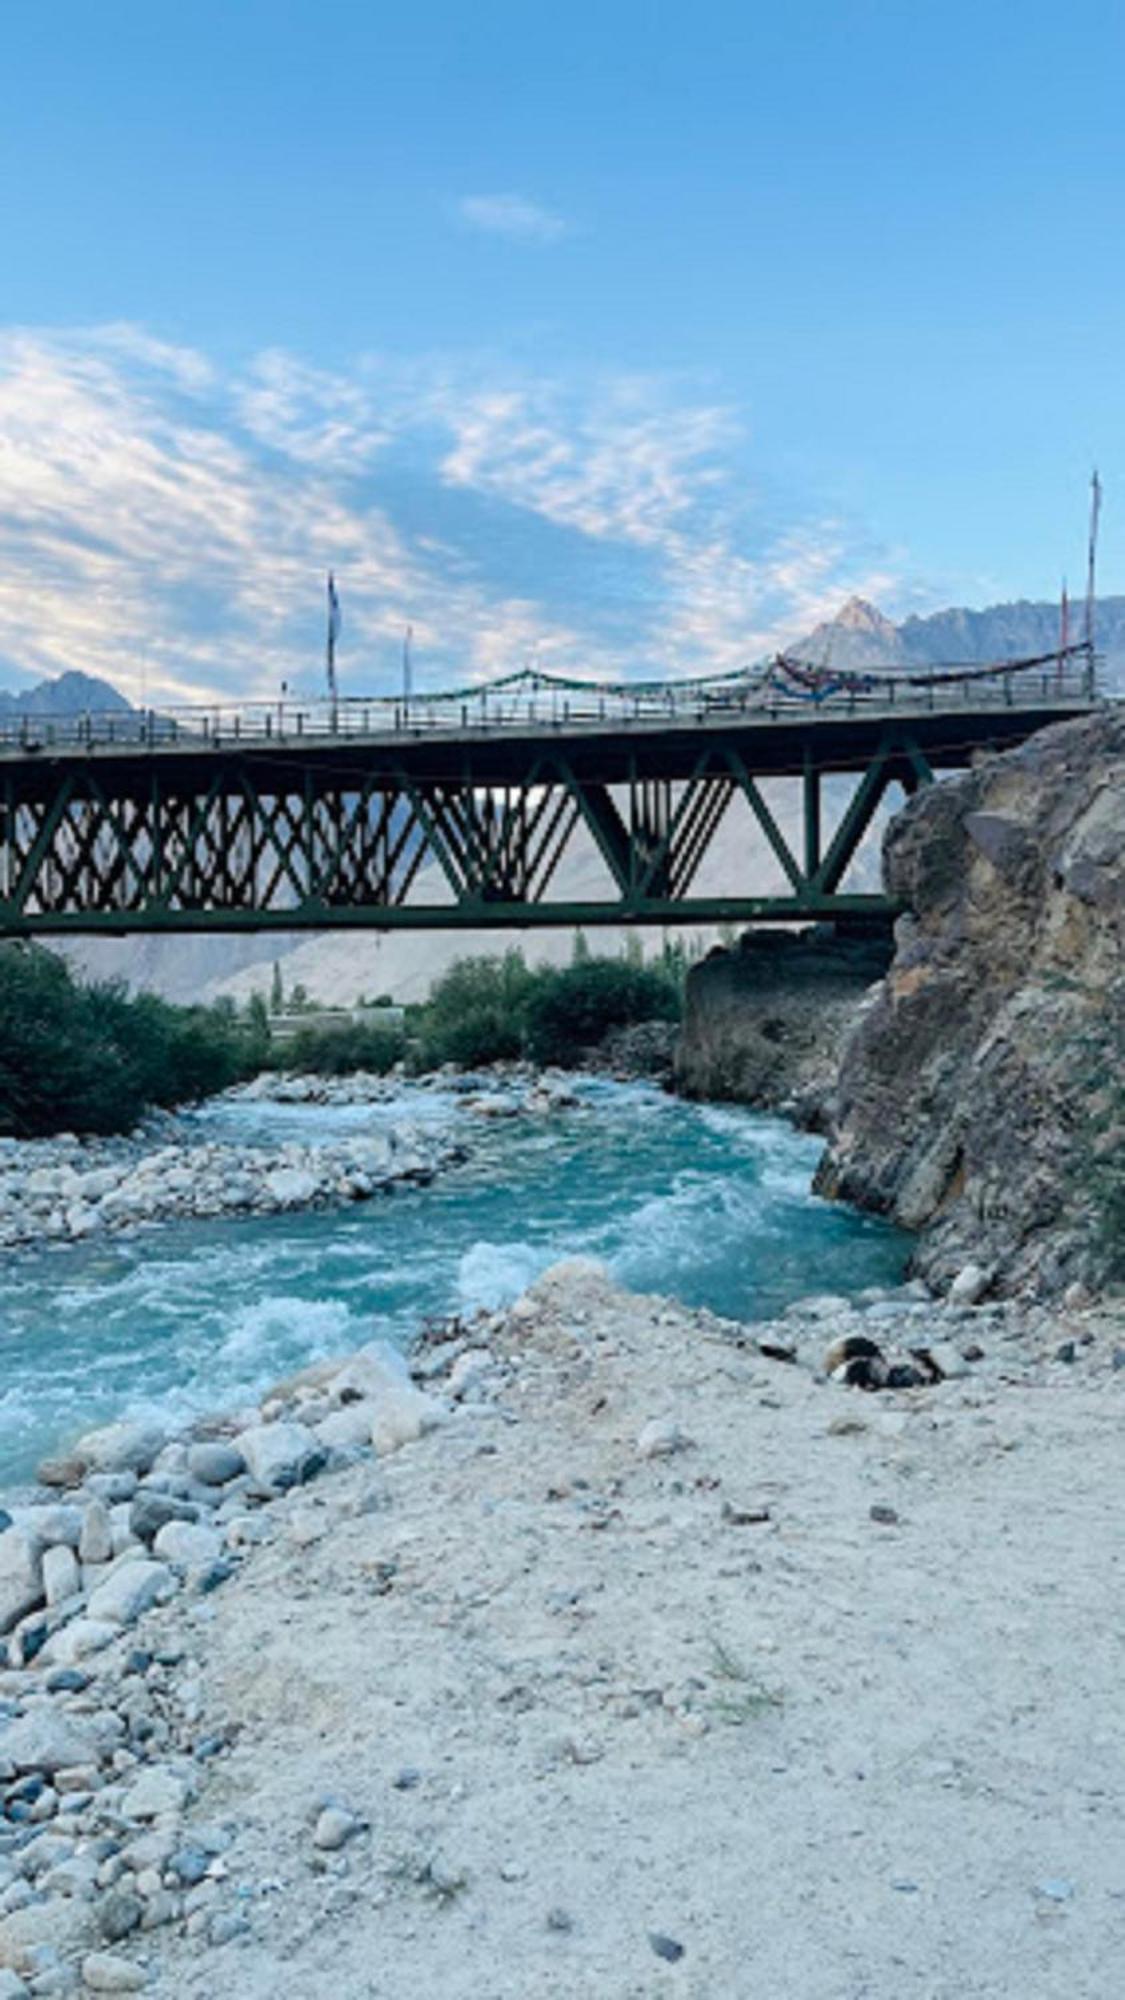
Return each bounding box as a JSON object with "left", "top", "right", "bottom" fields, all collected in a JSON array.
[{"left": 275, "top": 1018, "right": 405, "bottom": 1077}]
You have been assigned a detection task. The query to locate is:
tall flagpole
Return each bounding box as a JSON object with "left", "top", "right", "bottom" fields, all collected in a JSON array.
[
  {"left": 326, "top": 573, "right": 338, "bottom": 702},
  {"left": 1084, "top": 470, "right": 1101, "bottom": 662}
]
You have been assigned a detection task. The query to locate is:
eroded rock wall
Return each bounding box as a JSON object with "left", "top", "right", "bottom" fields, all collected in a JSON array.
[
  {"left": 816, "top": 710, "right": 1124, "bottom": 1295},
  {"left": 675, "top": 929, "right": 894, "bottom": 1127}
]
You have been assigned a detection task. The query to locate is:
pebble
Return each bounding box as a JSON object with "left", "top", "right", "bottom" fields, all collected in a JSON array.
[
  {"left": 234, "top": 1424, "right": 326, "bottom": 1494},
  {"left": 99, "top": 1891, "right": 143, "bottom": 1943},
  {"left": 207, "top": 1911, "right": 251, "bottom": 1946},
  {"left": 721, "top": 1500, "right": 771, "bottom": 1526},
  {"left": 950, "top": 1263, "right": 990, "bottom": 1305},
  {"left": 129, "top": 1493, "right": 195, "bottom": 1547},
  {"left": 45, "top": 1668, "right": 90, "bottom": 1696},
  {"left": 635, "top": 1419, "right": 693, "bottom": 1460},
  {"left": 80, "top": 1956, "right": 147, "bottom": 1994},
  {"left": 118, "top": 1765, "right": 191, "bottom": 1822},
  {"left": 168, "top": 1847, "right": 211, "bottom": 1887},
  {"left": 41, "top": 1545, "right": 81, "bottom": 1608},
  {"left": 869, "top": 1505, "right": 900, "bottom": 1526},
  {"left": 312, "top": 1806, "right": 361, "bottom": 1852},
  {"left": 649, "top": 1932, "right": 685, "bottom": 1962},
  {"left": 424, "top": 1856, "right": 467, "bottom": 1898}
]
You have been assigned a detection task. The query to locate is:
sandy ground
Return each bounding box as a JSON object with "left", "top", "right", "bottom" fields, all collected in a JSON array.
[{"left": 121, "top": 1262, "right": 1125, "bottom": 2000}]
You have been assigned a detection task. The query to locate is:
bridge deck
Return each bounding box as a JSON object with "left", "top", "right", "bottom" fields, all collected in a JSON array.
[{"left": 0, "top": 682, "right": 1101, "bottom": 781}]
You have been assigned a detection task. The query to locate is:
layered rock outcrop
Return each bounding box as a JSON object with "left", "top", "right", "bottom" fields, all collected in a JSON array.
[
  {"left": 675, "top": 928, "right": 894, "bottom": 1126},
  {"left": 816, "top": 710, "right": 1124, "bottom": 1295}
]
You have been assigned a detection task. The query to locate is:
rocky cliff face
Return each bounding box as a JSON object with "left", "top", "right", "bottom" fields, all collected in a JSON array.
[
  {"left": 816, "top": 709, "right": 1124, "bottom": 1296},
  {"left": 675, "top": 928, "right": 894, "bottom": 1127}
]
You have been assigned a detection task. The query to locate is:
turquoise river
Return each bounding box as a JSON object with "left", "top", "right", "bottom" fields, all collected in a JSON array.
[{"left": 0, "top": 1078, "right": 907, "bottom": 1489}]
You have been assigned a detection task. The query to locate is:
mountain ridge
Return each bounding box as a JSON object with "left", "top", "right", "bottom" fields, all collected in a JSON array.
[{"left": 0, "top": 670, "right": 131, "bottom": 719}]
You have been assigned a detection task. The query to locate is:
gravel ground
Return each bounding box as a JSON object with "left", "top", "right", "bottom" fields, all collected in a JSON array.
[{"left": 83, "top": 1261, "right": 1125, "bottom": 2000}]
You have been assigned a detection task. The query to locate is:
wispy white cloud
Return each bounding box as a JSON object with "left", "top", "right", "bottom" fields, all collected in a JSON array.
[
  {"left": 0, "top": 323, "right": 904, "bottom": 706},
  {"left": 456, "top": 194, "right": 571, "bottom": 244},
  {"left": 438, "top": 384, "right": 733, "bottom": 548},
  {"left": 237, "top": 350, "right": 388, "bottom": 471}
]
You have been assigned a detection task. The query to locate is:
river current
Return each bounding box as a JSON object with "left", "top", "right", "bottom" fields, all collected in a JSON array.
[{"left": 0, "top": 1078, "right": 906, "bottom": 1488}]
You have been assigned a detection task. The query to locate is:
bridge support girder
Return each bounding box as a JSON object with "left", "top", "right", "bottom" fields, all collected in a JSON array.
[{"left": 0, "top": 724, "right": 938, "bottom": 936}]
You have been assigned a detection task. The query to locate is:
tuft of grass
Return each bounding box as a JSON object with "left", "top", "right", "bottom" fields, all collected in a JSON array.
[{"left": 707, "top": 1638, "right": 785, "bottom": 1725}]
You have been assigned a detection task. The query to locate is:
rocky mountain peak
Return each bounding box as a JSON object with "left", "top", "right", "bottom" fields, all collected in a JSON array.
[{"left": 832, "top": 596, "right": 898, "bottom": 637}]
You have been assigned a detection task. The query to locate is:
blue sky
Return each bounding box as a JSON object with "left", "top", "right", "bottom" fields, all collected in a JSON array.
[{"left": 1, "top": 0, "right": 1121, "bottom": 701}]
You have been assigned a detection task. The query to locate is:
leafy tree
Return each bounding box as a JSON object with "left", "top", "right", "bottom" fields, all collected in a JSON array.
[{"left": 0, "top": 945, "right": 261, "bottom": 1137}]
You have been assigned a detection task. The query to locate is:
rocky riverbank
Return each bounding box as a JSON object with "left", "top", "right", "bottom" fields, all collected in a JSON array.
[
  {"left": 816, "top": 709, "right": 1124, "bottom": 1297},
  {"left": 2, "top": 1258, "right": 1123, "bottom": 1995},
  {"left": 0, "top": 1119, "right": 463, "bottom": 1257},
  {"left": 0, "top": 1071, "right": 587, "bottom": 1256}
]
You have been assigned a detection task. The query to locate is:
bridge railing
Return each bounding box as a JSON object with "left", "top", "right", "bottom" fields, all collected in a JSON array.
[{"left": 0, "top": 654, "right": 1101, "bottom": 754}]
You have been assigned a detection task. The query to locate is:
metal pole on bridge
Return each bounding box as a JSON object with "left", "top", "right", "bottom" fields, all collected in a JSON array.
[
  {"left": 1084, "top": 470, "right": 1101, "bottom": 679},
  {"left": 326, "top": 573, "right": 341, "bottom": 730}
]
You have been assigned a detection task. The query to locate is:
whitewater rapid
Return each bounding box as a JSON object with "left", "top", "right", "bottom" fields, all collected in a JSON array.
[{"left": 0, "top": 1076, "right": 906, "bottom": 1487}]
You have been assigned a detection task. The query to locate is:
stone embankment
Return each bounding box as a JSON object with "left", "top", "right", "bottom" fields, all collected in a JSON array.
[
  {"left": 816, "top": 709, "right": 1124, "bottom": 1297},
  {"left": 2, "top": 1260, "right": 1123, "bottom": 1995},
  {"left": 675, "top": 929, "right": 893, "bottom": 1127}
]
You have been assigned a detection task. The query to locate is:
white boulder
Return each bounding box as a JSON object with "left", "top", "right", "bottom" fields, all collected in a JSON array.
[
  {"left": 85, "top": 1560, "right": 174, "bottom": 1627},
  {"left": 369, "top": 1382, "right": 442, "bottom": 1457},
  {"left": 69, "top": 1421, "right": 166, "bottom": 1478},
  {"left": 235, "top": 1421, "right": 325, "bottom": 1492},
  {"left": 0, "top": 1530, "right": 42, "bottom": 1636},
  {"left": 950, "top": 1263, "right": 990, "bottom": 1305},
  {"left": 41, "top": 1544, "right": 81, "bottom": 1607},
  {"left": 79, "top": 1501, "right": 114, "bottom": 1566},
  {"left": 313, "top": 1405, "right": 374, "bottom": 1450},
  {"left": 263, "top": 1168, "right": 320, "bottom": 1208},
  {"left": 0, "top": 1709, "right": 100, "bottom": 1775},
  {"left": 40, "top": 1618, "right": 118, "bottom": 1665},
  {"left": 152, "top": 1521, "right": 223, "bottom": 1569}
]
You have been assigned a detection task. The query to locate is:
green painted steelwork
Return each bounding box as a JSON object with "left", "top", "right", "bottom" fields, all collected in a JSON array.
[{"left": 0, "top": 690, "right": 1102, "bottom": 936}]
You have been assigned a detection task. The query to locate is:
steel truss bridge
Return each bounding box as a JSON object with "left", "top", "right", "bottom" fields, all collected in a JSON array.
[{"left": 0, "top": 651, "right": 1101, "bottom": 937}]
